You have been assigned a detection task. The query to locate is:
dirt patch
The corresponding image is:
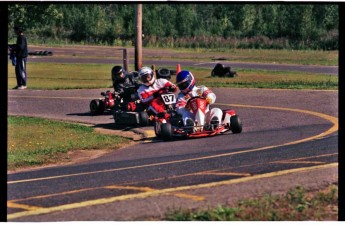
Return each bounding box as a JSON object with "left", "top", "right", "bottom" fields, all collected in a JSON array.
[{"left": 93, "top": 127, "right": 144, "bottom": 141}]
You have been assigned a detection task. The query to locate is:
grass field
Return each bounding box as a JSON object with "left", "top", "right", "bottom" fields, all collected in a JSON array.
[
  {"left": 8, "top": 46, "right": 338, "bottom": 90},
  {"left": 150, "top": 48, "right": 338, "bottom": 66},
  {"left": 8, "top": 116, "right": 130, "bottom": 170},
  {"left": 165, "top": 185, "right": 338, "bottom": 221},
  {"left": 8, "top": 62, "right": 338, "bottom": 90}
]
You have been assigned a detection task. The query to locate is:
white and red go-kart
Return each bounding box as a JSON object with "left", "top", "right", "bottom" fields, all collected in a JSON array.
[{"left": 154, "top": 92, "right": 243, "bottom": 141}]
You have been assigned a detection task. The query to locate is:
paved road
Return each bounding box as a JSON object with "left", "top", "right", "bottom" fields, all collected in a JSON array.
[
  {"left": 7, "top": 88, "right": 338, "bottom": 221},
  {"left": 27, "top": 45, "right": 338, "bottom": 75}
]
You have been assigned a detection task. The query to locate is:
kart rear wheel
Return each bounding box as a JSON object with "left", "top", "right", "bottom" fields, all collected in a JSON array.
[
  {"left": 90, "top": 99, "right": 104, "bottom": 115},
  {"left": 139, "top": 111, "right": 149, "bottom": 126},
  {"left": 154, "top": 121, "right": 162, "bottom": 138},
  {"left": 161, "top": 123, "right": 173, "bottom": 141},
  {"left": 230, "top": 115, "right": 242, "bottom": 133}
]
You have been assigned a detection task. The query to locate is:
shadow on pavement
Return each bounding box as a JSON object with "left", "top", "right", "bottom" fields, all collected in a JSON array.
[{"left": 66, "top": 111, "right": 113, "bottom": 117}]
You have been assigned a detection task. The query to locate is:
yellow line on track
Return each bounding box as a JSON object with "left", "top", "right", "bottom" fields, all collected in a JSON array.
[
  {"left": 8, "top": 104, "right": 338, "bottom": 185},
  {"left": 7, "top": 104, "right": 338, "bottom": 219},
  {"left": 272, "top": 161, "right": 324, "bottom": 165},
  {"left": 277, "top": 153, "right": 338, "bottom": 161},
  {"left": 9, "top": 187, "right": 109, "bottom": 202},
  {"left": 172, "top": 193, "right": 205, "bottom": 201},
  {"left": 7, "top": 163, "right": 338, "bottom": 220},
  {"left": 10, "top": 184, "right": 203, "bottom": 205},
  {"left": 142, "top": 130, "right": 156, "bottom": 138},
  {"left": 7, "top": 202, "right": 43, "bottom": 211},
  {"left": 201, "top": 172, "right": 251, "bottom": 177},
  {"left": 218, "top": 103, "right": 339, "bottom": 143},
  {"left": 104, "top": 185, "right": 155, "bottom": 192}
]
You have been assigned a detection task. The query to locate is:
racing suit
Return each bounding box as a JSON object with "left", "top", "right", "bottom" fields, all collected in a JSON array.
[
  {"left": 137, "top": 78, "right": 176, "bottom": 116},
  {"left": 113, "top": 72, "right": 141, "bottom": 111},
  {"left": 176, "top": 85, "right": 223, "bottom": 128},
  {"left": 113, "top": 72, "right": 140, "bottom": 102}
]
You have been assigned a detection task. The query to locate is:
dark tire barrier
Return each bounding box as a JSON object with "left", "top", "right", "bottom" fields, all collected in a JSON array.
[
  {"left": 211, "top": 63, "right": 238, "bottom": 77},
  {"left": 28, "top": 51, "right": 53, "bottom": 56}
]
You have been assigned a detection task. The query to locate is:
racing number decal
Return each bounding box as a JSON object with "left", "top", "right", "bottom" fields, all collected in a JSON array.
[{"left": 161, "top": 94, "right": 176, "bottom": 104}]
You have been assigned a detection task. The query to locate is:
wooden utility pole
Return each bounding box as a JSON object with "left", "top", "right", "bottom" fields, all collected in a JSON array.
[
  {"left": 122, "top": 49, "right": 129, "bottom": 72},
  {"left": 135, "top": 4, "right": 142, "bottom": 71}
]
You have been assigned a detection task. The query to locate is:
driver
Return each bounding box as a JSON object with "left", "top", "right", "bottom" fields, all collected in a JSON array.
[
  {"left": 175, "top": 70, "right": 223, "bottom": 130},
  {"left": 111, "top": 65, "right": 140, "bottom": 102},
  {"left": 137, "top": 66, "right": 177, "bottom": 118}
]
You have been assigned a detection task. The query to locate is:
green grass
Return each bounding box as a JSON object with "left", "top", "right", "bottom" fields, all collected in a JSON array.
[
  {"left": 8, "top": 62, "right": 338, "bottom": 90},
  {"left": 165, "top": 185, "right": 338, "bottom": 221},
  {"left": 7, "top": 46, "right": 338, "bottom": 90},
  {"left": 24, "top": 44, "right": 338, "bottom": 66},
  {"left": 191, "top": 67, "right": 338, "bottom": 90},
  {"left": 8, "top": 116, "right": 131, "bottom": 170},
  {"left": 8, "top": 63, "right": 114, "bottom": 90},
  {"left": 146, "top": 48, "right": 338, "bottom": 66}
]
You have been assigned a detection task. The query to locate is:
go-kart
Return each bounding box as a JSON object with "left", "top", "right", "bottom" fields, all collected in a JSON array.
[
  {"left": 89, "top": 90, "right": 149, "bottom": 126},
  {"left": 113, "top": 91, "right": 150, "bottom": 126},
  {"left": 89, "top": 90, "right": 116, "bottom": 115},
  {"left": 154, "top": 92, "right": 242, "bottom": 141}
]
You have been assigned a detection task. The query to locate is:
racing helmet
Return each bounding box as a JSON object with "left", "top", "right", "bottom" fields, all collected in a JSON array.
[
  {"left": 176, "top": 70, "right": 195, "bottom": 93},
  {"left": 139, "top": 66, "right": 155, "bottom": 86},
  {"left": 111, "top": 65, "right": 125, "bottom": 82}
]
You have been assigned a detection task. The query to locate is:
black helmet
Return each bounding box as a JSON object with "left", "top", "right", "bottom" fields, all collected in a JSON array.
[
  {"left": 111, "top": 66, "right": 124, "bottom": 82},
  {"left": 157, "top": 68, "right": 171, "bottom": 80}
]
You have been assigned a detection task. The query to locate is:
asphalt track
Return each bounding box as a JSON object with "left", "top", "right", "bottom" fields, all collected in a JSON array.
[
  {"left": 7, "top": 87, "right": 338, "bottom": 221},
  {"left": 7, "top": 46, "right": 339, "bottom": 221},
  {"left": 27, "top": 45, "right": 338, "bottom": 75}
]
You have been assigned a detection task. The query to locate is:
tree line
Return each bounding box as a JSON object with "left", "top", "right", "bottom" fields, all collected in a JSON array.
[{"left": 8, "top": 4, "right": 338, "bottom": 50}]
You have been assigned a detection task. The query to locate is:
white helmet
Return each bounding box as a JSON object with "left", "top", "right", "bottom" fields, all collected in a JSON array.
[{"left": 139, "top": 67, "right": 155, "bottom": 86}]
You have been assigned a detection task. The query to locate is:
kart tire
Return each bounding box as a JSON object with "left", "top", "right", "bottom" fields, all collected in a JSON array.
[
  {"left": 98, "top": 100, "right": 105, "bottom": 112},
  {"left": 154, "top": 121, "right": 162, "bottom": 138},
  {"left": 160, "top": 123, "right": 173, "bottom": 141},
  {"left": 90, "top": 99, "right": 104, "bottom": 115},
  {"left": 230, "top": 115, "right": 242, "bottom": 133},
  {"left": 139, "top": 111, "right": 149, "bottom": 126}
]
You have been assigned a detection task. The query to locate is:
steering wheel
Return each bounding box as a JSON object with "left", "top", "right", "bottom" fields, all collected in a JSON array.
[{"left": 186, "top": 95, "right": 205, "bottom": 104}]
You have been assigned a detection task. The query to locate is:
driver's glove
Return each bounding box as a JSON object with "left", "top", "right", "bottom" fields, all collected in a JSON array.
[
  {"left": 167, "top": 85, "right": 177, "bottom": 92},
  {"left": 153, "top": 91, "right": 160, "bottom": 98},
  {"left": 183, "top": 94, "right": 191, "bottom": 100},
  {"left": 206, "top": 97, "right": 213, "bottom": 104}
]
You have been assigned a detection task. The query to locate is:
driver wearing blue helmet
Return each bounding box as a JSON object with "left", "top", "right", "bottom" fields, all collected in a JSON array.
[{"left": 175, "top": 70, "right": 223, "bottom": 130}]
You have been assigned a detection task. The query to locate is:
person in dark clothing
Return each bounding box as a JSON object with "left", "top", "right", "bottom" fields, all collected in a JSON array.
[
  {"left": 10, "top": 26, "right": 28, "bottom": 89},
  {"left": 111, "top": 65, "right": 140, "bottom": 102}
]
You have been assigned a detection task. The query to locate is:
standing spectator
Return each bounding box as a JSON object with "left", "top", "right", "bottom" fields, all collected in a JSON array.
[{"left": 11, "top": 26, "right": 28, "bottom": 89}]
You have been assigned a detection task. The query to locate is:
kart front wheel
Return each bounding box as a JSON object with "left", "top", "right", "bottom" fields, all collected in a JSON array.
[
  {"left": 139, "top": 111, "right": 149, "bottom": 126},
  {"left": 161, "top": 123, "right": 173, "bottom": 141},
  {"left": 90, "top": 99, "right": 104, "bottom": 115},
  {"left": 230, "top": 115, "right": 242, "bottom": 133}
]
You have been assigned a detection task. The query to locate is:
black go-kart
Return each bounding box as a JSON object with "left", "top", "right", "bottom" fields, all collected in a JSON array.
[{"left": 89, "top": 89, "right": 150, "bottom": 126}]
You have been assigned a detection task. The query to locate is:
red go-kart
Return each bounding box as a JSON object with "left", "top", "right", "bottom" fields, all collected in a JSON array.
[
  {"left": 154, "top": 93, "right": 242, "bottom": 141},
  {"left": 90, "top": 90, "right": 116, "bottom": 115}
]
